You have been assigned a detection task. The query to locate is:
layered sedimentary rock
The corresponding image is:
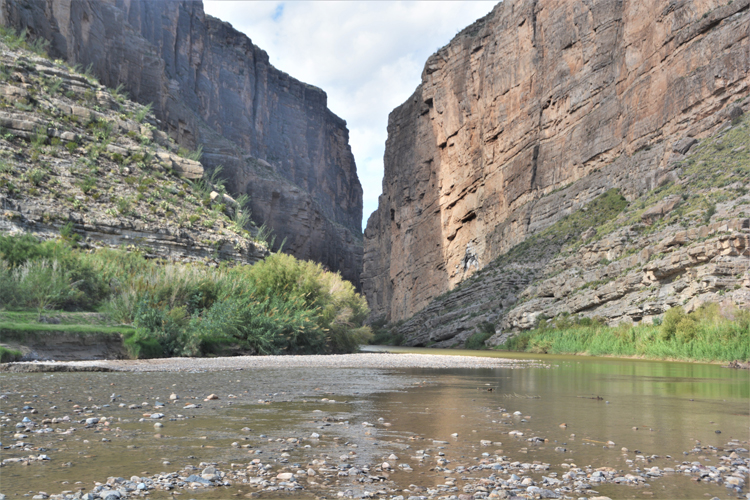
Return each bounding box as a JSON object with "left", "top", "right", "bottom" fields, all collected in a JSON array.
[
  {"left": 364, "top": 0, "right": 750, "bottom": 322},
  {"left": 0, "top": 46, "right": 267, "bottom": 265},
  {"left": 1, "top": 0, "right": 363, "bottom": 284}
]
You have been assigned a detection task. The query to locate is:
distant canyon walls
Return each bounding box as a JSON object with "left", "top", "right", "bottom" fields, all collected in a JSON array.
[
  {"left": 1, "top": 0, "right": 363, "bottom": 285},
  {"left": 363, "top": 0, "right": 750, "bottom": 321}
]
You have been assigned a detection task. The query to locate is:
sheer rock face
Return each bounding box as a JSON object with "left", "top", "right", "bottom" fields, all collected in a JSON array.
[
  {"left": 363, "top": 0, "right": 750, "bottom": 322},
  {"left": 1, "top": 0, "right": 363, "bottom": 285}
]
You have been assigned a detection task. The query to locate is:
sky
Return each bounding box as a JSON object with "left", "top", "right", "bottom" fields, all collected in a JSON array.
[{"left": 203, "top": 1, "right": 497, "bottom": 229}]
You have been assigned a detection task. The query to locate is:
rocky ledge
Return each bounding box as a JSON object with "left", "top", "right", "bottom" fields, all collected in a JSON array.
[{"left": 0, "top": 42, "right": 266, "bottom": 264}]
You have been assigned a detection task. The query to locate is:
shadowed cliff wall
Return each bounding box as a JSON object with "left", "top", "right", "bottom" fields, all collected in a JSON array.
[{"left": 1, "top": 0, "right": 363, "bottom": 285}]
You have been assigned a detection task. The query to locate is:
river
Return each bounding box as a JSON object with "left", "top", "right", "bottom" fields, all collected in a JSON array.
[{"left": 1, "top": 348, "right": 747, "bottom": 499}]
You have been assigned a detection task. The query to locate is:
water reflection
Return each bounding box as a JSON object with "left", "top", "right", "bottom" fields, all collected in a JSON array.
[{"left": 0, "top": 350, "right": 747, "bottom": 499}]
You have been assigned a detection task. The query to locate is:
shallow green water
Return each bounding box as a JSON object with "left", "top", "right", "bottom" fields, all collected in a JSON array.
[{"left": 0, "top": 350, "right": 747, "bottom": 499}]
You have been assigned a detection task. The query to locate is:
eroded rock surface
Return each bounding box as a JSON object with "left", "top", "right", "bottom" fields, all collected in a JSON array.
[
  {"left": 363, "top": 0, "right": 750, "bottom": 321},
  {"left": 1, "top": 0, "right": 363, "bottom": 285}
]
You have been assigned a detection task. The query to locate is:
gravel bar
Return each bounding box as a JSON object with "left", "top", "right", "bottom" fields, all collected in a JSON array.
[{"left": 2, "top": 352, "right": 541, "bottom": 372}]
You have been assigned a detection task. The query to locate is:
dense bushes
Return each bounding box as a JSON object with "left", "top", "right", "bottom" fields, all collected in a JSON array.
[
  {"left": 0, "top": 234, "right": 371, "bottom": 357},
  {"left": 0, "top": 235, "right": 107, "bottom": 315},
  {"left": 464, "top": 321, "right": 496, "bottom": 350},
  {"left": 497, "top": 305, "right": 750, "bottom": 362}
]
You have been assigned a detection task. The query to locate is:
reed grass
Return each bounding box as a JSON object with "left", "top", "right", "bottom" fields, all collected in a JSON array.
[
  {"left": 498, "top": 305, "right": 750, "bottom": 362},
  {"left": 0, "top": 234, "right": 371, "bottom": 358}
]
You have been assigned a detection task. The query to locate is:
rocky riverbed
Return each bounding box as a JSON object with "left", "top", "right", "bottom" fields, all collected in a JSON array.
[
  {"left": 1, "top": 352, "right": 747, "bottom": 500},
  {"left": 0, "top": 352, "right": 544, "bottom": 373}
]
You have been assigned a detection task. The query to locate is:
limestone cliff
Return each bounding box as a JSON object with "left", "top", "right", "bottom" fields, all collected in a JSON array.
[
  {"left": 364, "top": 0, "right": 750, "bottom": 324},
  {"left": 1, "top": 0, "right": 363, "bottom": 285},
  {"left": 0, "top": 40, "right": 267, "bottom": 265}
]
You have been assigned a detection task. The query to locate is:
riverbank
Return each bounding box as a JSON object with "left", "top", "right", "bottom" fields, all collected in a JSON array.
[
  {"left": 0, "top": 351, "right": 544, "bottom": 372},
  {"left": 0, "top": 234, "right": 371, "bottom": 358},
  {"left": 492, "top": 304, "right": 750, "bottom": 363}
]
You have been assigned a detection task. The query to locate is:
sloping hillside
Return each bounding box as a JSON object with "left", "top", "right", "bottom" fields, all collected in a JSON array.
[
  {"left": 1, "top": 0, "right": 363, "bottom": 285},
  {"left": 378, "top": 109, "right": 750, "bottom": 348},
  {"left": 363, "top": 0, "right": 750, "bottom": 325},
  {"left": 0, "top": 30, "right": 267, "bottom": 264}
]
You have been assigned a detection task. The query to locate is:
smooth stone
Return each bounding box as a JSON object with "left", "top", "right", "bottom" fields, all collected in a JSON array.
[{"left": 184, "top": 474, "right": 211, "bottom": 484}]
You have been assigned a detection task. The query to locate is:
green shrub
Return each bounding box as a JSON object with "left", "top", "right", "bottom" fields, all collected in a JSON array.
[
  {"left": 231, "top": 194, "right": 252, "bottom": 232},
  {"left": 13, "top": 259, "right": 80, "bottom": 319},
  {"left": 177, "top": 144, "right": 203, "bottom": 161},
  {"left": 496, "top": 302, "right": 749, "bottom": 362},
  {"left": 123, "top": 330, "right": 163, "bottom": 359},
  {"left": 116, "top": 197, "right": 132, "bottom": 215},
  {"left": 660, "top": 306, "right": 686, "bottom": 340},
  {"left": 675, "top": 317, "right": 698, "bottom": 342},
  {"left": 26, "top": 167, "right": 45, "bottom": 186},
  {"left": 79, "top": 176, "right": 96, "bottom": 194},
  {"left": 0, "top": 234, "right": 370, "bottom": 356},
  {"left": 500, "top": 330, "right": 533, "bottom": 351},
  {"left": 0, "top": 233, "right": 54, "bottom": 267},
  {"left": 134, "top": 103, "right": 153, "bottom": 123},
  {"left": 465, "top": 321, "right": 495, "bottom": 350},
  {"left": 0, "top": 346, "right": 22, "bottom": 363},
  {"left": 59, "top": 222, "right": 81, "bottom": 244}
]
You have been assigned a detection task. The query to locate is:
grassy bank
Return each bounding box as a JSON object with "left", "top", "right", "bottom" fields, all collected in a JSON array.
[
  {"left": 0, "top": 234, "right": 371, "bottom": 359},
  {"left": 496, "top": 304, "right": 750, "bottom": 362}
]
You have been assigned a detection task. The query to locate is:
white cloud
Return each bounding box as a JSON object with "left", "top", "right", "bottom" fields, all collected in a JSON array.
[{"left": 204, "top": 1, "right": 497, "bottom": 229}]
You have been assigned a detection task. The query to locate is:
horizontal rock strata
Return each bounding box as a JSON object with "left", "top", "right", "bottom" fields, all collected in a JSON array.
[
  {"left": 1, "top": 0, "right": 363, "bottom": 284},
  {"left": 364, "top": 0, "right": 750, "bottom": 322},
  {"left": 0, "top": 48, "right": 266, "bottom": 265}
]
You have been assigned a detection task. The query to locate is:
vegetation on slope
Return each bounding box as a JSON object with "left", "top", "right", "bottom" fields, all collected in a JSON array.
[
  {"left": 0, "top": 27, "right": 269, "bottom": 254},
  {"left": 496, "top": 303, "right": 749, "bottom": 362},
  {"left": 377, "top": 108, "right": 750, "bottom": 361},
  {"left": 0, "top": 29, "right": 371, "bottom": 360},
  {"left": 0, "top": 233, "right": 371, "bottom": 358}
]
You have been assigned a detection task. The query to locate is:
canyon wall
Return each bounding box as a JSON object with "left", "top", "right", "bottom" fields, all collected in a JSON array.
[
  {"left": 1, "top": 0, "right": 363, "bottom": 285},
  {"left": 363, "top": 0, "right": 750, "bottom": 322}
]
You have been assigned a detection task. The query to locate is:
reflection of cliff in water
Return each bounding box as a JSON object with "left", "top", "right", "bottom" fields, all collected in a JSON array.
[{"left": 0, "top": 354, "right": 747, "bottom": 499}]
